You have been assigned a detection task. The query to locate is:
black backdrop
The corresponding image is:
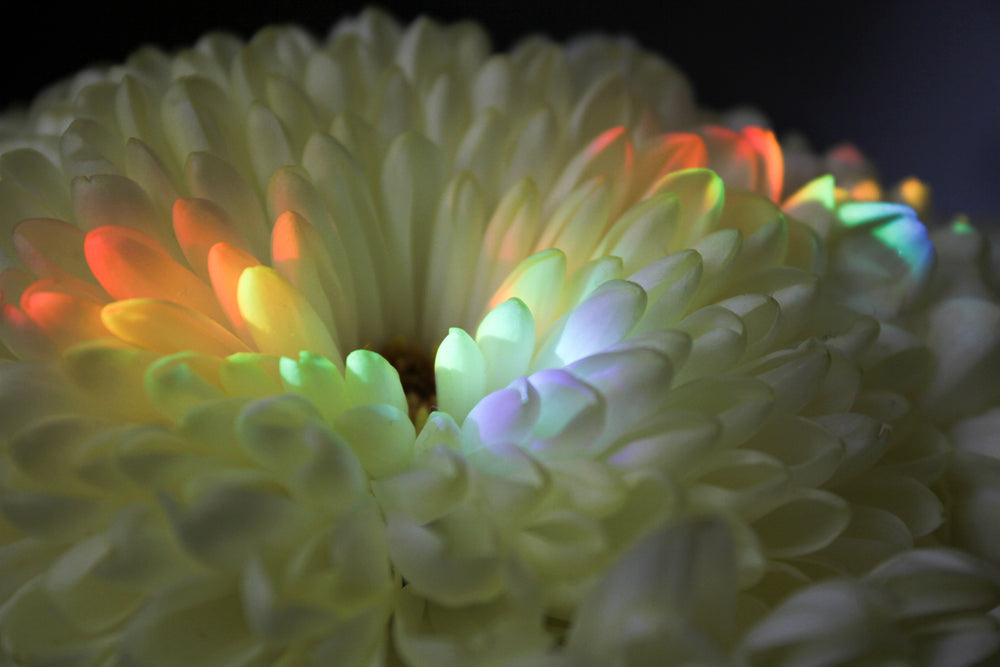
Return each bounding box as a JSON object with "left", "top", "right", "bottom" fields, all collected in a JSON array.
[{"left": 4, "top": 0, "right": 999, "bottom": 221}]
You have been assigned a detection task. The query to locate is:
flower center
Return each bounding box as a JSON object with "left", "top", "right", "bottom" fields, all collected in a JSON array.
[{"left": 380, "top": 335, "right": 437, "bottom": 428}]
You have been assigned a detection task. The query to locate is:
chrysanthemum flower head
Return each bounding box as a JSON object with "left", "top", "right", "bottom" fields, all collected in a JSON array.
[{"left": 2, "top": 8, "right": 1000, "bottom": 666}]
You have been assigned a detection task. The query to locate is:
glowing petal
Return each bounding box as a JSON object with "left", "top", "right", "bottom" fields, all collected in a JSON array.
[
  {"left": 489, "top": 249, "right": 566, "bottom": 329},
  {"left": 832, "top": 202, "right": 934, "bottom": 318},
  {"left": 534, "top": 280, "right": 646, "bottom": 369},
  {"left": 270, "top": 210, "right": 345, "bottom": 345},
  {"left": 279, "top": 352, "right": 349, "bottom": 424},
  {"left": 462, "top": 378, "right": 540, "bottom": 451},
  {"left": 475, "top": 297, "right": 535, "bottom": 392},
  {"left": 20, "top": 281, "right": 110, "bottom": 350},
  {"left": 171, "top": 198, "right": 251, "bottom": 280},
  {"left": 102, "top": 299, "right": 251, "bottom": 356},
  {"left": 434, "top": 327, "right": 487, "bottom": 423},
  {"left": 649, "top": 168, "right": 724, "bottom": 250},
  {"left": 595, "top": 193, "right": 680, "bottom": 275},
  {"left": 207, "top": 241, "right": 260, "bottom": 342},
  {"left": 220, "top": 353, "right": 283, "bottom": 398},
  {"left": 345, "top": 349, "right": 408, "bottom": 415},
  {"left": 85, "top": 225, "right": 227, "bottom": 324},
  {"left": 630, "top": 132, "right": 708, "bottom": 199},
  {"left": 740, "top": 127, "right": 784, "bottom": 202},
  {"left": 236, "top": 266, "right": 342, "bottom": 364}
]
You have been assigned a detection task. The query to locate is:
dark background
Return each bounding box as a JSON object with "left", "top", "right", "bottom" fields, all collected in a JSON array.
[{"left": 4, "top": 0, "right": 999, "bottom": 221}]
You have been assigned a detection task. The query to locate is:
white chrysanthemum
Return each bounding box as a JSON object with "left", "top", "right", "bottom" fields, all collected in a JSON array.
[{"left": 1, "top": 8, "right": 999, "bottom": 666}]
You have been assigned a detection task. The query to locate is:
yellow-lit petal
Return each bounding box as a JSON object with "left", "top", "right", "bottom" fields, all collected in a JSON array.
[
  {"left": 102, "top": 299, "right": 251, "bottom": 356},
  {"left": 237, "top": 266, "right": 342, "bottom": 365}
]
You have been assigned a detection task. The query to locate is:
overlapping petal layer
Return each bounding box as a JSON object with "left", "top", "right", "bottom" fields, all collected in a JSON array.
[{"left": 1, "top": 8, "right": 999, "bottom": 666}]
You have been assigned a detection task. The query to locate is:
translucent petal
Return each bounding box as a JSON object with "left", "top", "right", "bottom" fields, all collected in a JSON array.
[
  {"left": 72, "top": 173, "right": 169, "bottom": 248},
  {"left": 219, "top": 353, "right": 283, "bottom": 398},
  {"left": 566, "top": 347, "right": 674, "bottom": 451},
  {"left": 237, "top": 265, "right": 342, "bottom": 364},
  {"left": 290, "top": 427, "right": 370, "bottom": 518},
  {"left": 595, "top": 192, "right": 680, "bottom": 275},
  {"left": 333, "top": 403, "right": 414, "bottom": 479},
  {"left": 434, "top": 327, "right": 487, "bottom": 423},
  {"left": 648, "top": 168, "right": 724, "bottom": 250},
  {"left": 534, "top": 280, "right": 646, "bottom": 370},
  {"left": 185, "top": 150, "right": 270, "bottom": 259},
  {"left": 569, "top": 73, "right": 631, "bottom": 144},
  {"left": 489, "top": 249, "right": 566, "bottom": 331},
  {"left": 122, "top": 580, "right": 259, "bottom": 667},
  {"left": 172, "top": 197, "right": 251, "bottom": 281},
  {"left": 144, "top": 353, "right": 225, "bottom": 420},
  {"left": 21, "top": 281, "right": 110, "bottom": 349},
  {"left": 207, "top": 241, "right": 261, "bottom": 342},
  {"left": 279, "top": 351, "right": 349, "bottom": 424},
  {"left": 102, "top": 298, "right": 250, "bottom": 356},
  {"left": 526, "top": 368, "right": 605, "bottom": 459},
  {"left": 836, "top": 473, "right": 944, "bottom": 538},
  {"left": 461, "top": 377, "right": 540, "bottom": 450},
  {"left": 475, "top": 297, "right": 535, "bottom": 392},
  {"left": 85, "top": 225, "right": 228, "bottom": 324},
  {"left": 270, "top": 207, "right": 355, "bottom": 349},
  {"left": 345, "top": 349, "right": 408, "bottom": 414},
  {"left": 517, "top": 511, "right": 607, "bottom": 579}
]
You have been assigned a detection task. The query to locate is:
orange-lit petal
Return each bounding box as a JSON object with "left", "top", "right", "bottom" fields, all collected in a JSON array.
[
  {"left": 20, "top": 280, "right": 110, "bottom": 349},
  {"left": 271, "top": 210, "right": 347, "bottom": 343},
  {"left": 850, "top": 180, "right": 882, "bottom": 202},
  {"left": 633, "top": 132, "right": 708, "bottom": 200},
  {"left": 102, "top": 298, "right": 251, "bottom": 356},
  {"left": 896, "top": 177, "right": 931, "bottom": 213},
  {"left": 237, "top": 265, "right": 342, "bottom": 364},
  {"left": 207, "top": 241, "right": 260, "bottom": 341},
  {"left": 172, "top": 197, "right": 252, "bottom": 280},
  {"left": 85, "top": 225, "right": 227, "bottom": 324},
  {"left": 741, "top": 127, "right": 784, "bottom": 202}
]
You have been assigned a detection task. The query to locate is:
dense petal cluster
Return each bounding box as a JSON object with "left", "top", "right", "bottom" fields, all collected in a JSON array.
[{"left": 1, "top": 8, "right": 999, "bottom": 666}]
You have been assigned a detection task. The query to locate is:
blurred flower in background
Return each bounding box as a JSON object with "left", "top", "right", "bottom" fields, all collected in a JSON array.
[{"left": 1, "top": 8, "right": 999, "bottom": 666}]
